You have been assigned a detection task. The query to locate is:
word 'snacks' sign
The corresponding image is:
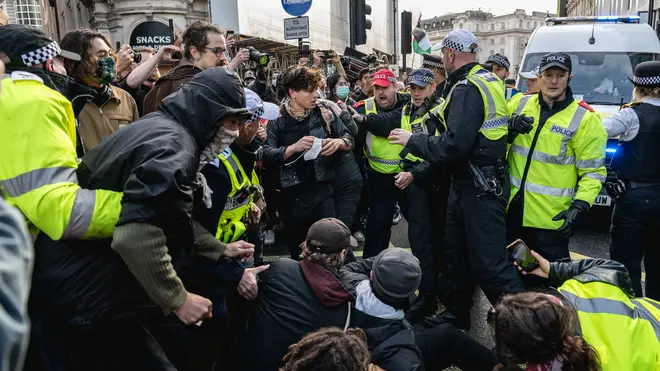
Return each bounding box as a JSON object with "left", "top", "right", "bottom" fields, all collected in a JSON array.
[
  {"left": 284, "top": 16, "right": 310, "bottom": 40},
  {"left": 130, "top": 21, "right": 172, "bottom": 52}
]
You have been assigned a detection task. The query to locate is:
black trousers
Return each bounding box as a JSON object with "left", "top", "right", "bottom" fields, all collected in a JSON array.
[
  {"left": 443, "top": 183, "right": 524, "bottom": 316},
  {"left": 364, "top": 171, "right": 409, "bottom": 258},
  {"left": 506, "top": 194, "right": 571, "bottom": 287},
  {"left": 332, "top": 153, "right": 363, "bottom": 230},
  {"left": 428, "top": 177, "right": 451, "bottom": 297},
  {"left": 610, "top": 185, "right": 660, "bottom": 299},
  {"left": 280, "top": 182, "right": 335, "bottom": 259},
  {"left": 415, "top": 323, "right": 497, "bottom": 371},
  {"left": 406, "top": 180, "right": 438, "bottom": 295}
]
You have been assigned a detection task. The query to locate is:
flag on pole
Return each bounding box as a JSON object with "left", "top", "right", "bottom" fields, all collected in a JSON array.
[{"left": 412, "top": 15, "right": 431, "bottom": 55}]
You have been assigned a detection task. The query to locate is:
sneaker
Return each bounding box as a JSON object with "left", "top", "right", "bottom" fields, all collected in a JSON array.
[
  {"left": 353, "top": 230, "right": 365, "bottom": 243},
  {"left": 392, "top": 204, "right": 401, "bottom": 225},
  {"left": 422, "top": 310, "right": 471, "bottom": 330},
  {"left": 263, "top": 230, "right": 276, "bottom": 246},
  {"left": 406, "top": 293, "right": 439, "bottom": 323}
]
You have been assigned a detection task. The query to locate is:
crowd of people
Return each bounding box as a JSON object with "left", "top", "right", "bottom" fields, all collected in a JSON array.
[{"left": 1, "top": 16, "right": 660, "bottom": 371}]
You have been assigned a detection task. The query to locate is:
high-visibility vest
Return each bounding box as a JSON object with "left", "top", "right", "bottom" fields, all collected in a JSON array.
[
  {"left": 0, "top": 72, "right": 121, "bottom": 240},
  {"left": 559, "top": 279, "right": 660, "bottom": 370},
  {"left": 507, "top": 94, "right": 607, "bottom": 229},
  {"left": 440, "top": 65, "right": 510, "bottom": 142},
  {"left": 215, "top": 148, "right": 258, "bottom": 243},
  {"left": 364, "top": 100, "right": 443, "bottom": 174}
]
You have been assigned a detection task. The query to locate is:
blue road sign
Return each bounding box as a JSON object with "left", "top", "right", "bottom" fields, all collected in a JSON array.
[{"left": 281, "top": 0, "right": 312, "bottom": 17}]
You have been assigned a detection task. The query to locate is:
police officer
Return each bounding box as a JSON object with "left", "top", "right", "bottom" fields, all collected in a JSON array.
[
  {"left": 422, "top": 53, "right": 447, "bottom": 97},
  {"left": 389, "top": 30, "right": 524, "bottom": 329},
  {"left": 485, "top": 53, "right": 511, "bottom": 82},
  {"left": 507, "top": 53, "right": 607, "bottom": 280},
  {"left": 604, "top": 60, "right": 660, "bottom": 300},
  {"left": 354, "top": 68, "right": 444, "bottom": 319}
]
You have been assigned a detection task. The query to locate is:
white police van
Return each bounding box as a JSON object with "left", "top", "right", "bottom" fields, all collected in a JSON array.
[{"left": 518, "top": 16, "right": 660, "bottom": 223}]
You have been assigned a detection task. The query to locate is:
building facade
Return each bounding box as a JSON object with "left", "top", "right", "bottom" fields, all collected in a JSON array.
[
  {"left": 567, "top": 0, "right": 597, "bottom": 16},
  {"left": 595, "top": 0, "right": 658, "bottom": 29},
  {"left": 421, "top": 9, "right": 552, "bottom": 76}
]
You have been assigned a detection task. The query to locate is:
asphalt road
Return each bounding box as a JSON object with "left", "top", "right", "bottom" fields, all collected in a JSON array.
[{"left": 262, "top": 208, "right": 612, "bottom": 363}]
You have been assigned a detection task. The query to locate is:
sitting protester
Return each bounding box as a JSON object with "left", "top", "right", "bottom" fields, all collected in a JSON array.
[
  {"left": 281, "top": 327, "right": 383, "bottom": 371},
  {"left": 235, "top": 218, "right": 357, "bottom": 371},
  {"left": 341, "top": 248, "right": 497, "bottom": 371},
  {"left": 497, "top": 251, "right": 660, "bottom": 371},
  {"left": 262, "top": 65, "right": 354, "bottom": 259}
]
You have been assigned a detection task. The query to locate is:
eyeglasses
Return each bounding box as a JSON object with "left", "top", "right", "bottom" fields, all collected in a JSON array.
[
  {"left": 337, "top": 81, "right": 350, "bottom": 87},
  {"left": 205, "top": 47, "right": 227, "bottom": 57}
]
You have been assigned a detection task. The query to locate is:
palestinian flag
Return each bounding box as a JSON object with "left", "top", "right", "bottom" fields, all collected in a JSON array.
[{"left": 412, "top": 16, "right": 431, "bottom": 55}]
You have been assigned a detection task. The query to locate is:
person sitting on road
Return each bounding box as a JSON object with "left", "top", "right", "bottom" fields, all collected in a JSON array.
[
  {"left": 234, "top": 218, "right": 358, "bottom": 371},
  {"left": 341, "top": 248, "right": 497, "bottom": 371},
  {"left": 496, "top": 250, "right": 660, "bottom": 371}
]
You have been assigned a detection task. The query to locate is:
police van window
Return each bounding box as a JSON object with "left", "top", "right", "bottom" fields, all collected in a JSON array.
[{"left": 518, "top": 52, "right": 659, "bottom": 105}]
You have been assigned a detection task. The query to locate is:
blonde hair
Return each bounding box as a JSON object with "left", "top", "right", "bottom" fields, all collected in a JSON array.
[
  {"left": 300, "top": 241, "right": 345, "bottom": 267},
  {"left": 633, "top": 85, "right": 660, "bottom": 101}
]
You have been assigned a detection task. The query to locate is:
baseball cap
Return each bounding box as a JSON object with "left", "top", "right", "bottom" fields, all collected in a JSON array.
[
  {"left": 371, "top": 68, "right": 397, "bottom": 87},
  {"left": 371, "top": 248, "right": 422, "bottom": 305},
  {"left": 244, "top": 88, "right": 279, "bottom": 122},
  {"left": 439, "top": 29, "right": 479, "bottom": 53},
  {"left": 408, "top": 68, "right": 435, "bottom": 88},
  {"left": 486, "top": 53, "right": 510, "bottom": 71},
  {"left": 306, "top": 218, "right": 358, "bottom": 254},
  {"left": 244, "top": 70, "right": 256, "bottom": 81},
  {"left": 0, "top": 24, "right": 80, "bottom": 68},
  {"left": 540, "top": 53, "right": 572, "bottom": 74},
  {"left": 520, "top": 66, "right": 540, "bottom": 79}
]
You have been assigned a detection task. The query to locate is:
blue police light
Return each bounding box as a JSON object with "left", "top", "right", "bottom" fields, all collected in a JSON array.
[
  {"left": 606, "top": 148, "right": 617, "bottom": 154},
  {"left": 594, "top": 15, "right": 640, "bottom": 23}
]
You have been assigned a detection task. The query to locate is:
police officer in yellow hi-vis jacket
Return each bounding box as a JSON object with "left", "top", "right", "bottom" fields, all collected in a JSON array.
[
  {"left": 507, "top": 52, "right": 607, "bottom": 273},
  {"left": 354, "top": 68, "right": 444, "bottom": 319},
  {"left": 389, "top": 30, "right": 524, "bottom": 329},
  {"left": 0, "top": 24, "right": 122, "bottom": 241},
  {"left": 503, "top": 250, "right": 660, "bottom": 371}
]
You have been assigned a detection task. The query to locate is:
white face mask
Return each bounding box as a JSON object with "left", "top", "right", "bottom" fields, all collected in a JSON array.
[{"left": 198, "top": 125, "right": 240, "bottom": 171}]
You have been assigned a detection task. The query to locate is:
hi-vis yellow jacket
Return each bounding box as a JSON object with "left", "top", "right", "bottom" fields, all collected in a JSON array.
[
  {"left": 0, "top": 72, "right": 121, "bottom": 240},
  {"left": 507, "top": 94, "right": 607, "bottom": 229}
]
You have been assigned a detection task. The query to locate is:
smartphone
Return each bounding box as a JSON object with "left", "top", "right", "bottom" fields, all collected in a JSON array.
[
  {"left": 319, "top": 49, "right": 334, "bottom": 59},
  {"left": 507, "top": 239, "right": 539, "bottom": 272},
  {"left": 226, "top": 30, "right": 235, "bottom": 39},
  {"left": 300, "top": 43, "right": 311, "bottom": 58}
]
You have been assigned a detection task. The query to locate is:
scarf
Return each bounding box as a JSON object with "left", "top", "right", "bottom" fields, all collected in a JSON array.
[{"left": 197, "top": 126, "right": 240, "bottom": 208}]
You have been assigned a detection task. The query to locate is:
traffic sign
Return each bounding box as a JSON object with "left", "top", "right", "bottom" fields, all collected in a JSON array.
[
  {"left": 284, "top": 16, "right": 310, "bottom": 40},
  {"left": 281, "top": 0, "right": 312, "bottom": 17}
]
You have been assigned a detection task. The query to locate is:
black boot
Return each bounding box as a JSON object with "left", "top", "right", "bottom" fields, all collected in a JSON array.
[
  {"left": 422, "top": 310, "right": 471, "bottom": 330},
  {"left": 406, "top": 293, "right": 438, "bottom": 323}
]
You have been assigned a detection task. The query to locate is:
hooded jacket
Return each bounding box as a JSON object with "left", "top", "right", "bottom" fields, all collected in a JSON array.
[
  {"left": 236, "top": 258, "right": 354, "bottom": 371},
  {"left": 30, "top": 67, "right": 248, "bottom": 323},
  {"left": 142, "top": 64, "right": 202, "bottom": 115}
]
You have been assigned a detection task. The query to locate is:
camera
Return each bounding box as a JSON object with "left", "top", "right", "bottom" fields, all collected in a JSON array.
[
  {"left": 133, "top": 53, "right": 142, "bottom": 64},
  {"left": 362, "top": 54, "right": 378, "bottom": 64},
  {"left": 247, "top": 47, "right": 269, "bottom": 66}
]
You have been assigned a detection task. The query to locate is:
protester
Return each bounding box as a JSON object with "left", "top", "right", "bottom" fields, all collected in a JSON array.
[
  {"left": 29, "top": 68, "right": 255, "bottom": 370},
  {"left": 59, "top": 29, "right": 139, "bottom": 153},
  {"left": 243, "top": 70, "right": 256, "bottom": 86},
  {"left": 262, "top": 65, "right": 354, "bottom": 259},
  {"left": 143, "top": 21, "right": 226, "bottom": 114},
  {"left": 500, "top": 250, "right": 660, "bottom": 370},
  {"left": 235, "top": 218, "right": 357, "bottom": 371},
  {"left": 115, "top": 44, "right": 136, "bottom": 82},
  {"left": 353, "top": 67, "right": 374, "bottom": 101},
  {"left": 327, "top": 72, "right": 356, "bottom": 105},
  {"left": 280, "top": 327, "right": 376, "bottom": 371},
  {"left": 341, "top": 248, "right": 497, "bottom": 371}
]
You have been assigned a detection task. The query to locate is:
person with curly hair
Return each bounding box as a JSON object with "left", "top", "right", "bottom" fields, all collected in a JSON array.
[
  {"left": 280, "top": 327, "right": 378, "bottom": 371},
  {"left": 262, "top": 65, "right": 355, "bottom": 260}
]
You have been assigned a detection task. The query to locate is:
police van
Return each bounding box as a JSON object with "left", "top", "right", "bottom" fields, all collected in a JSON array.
[{"left": 517, "top": 16, "right": 660, "bottom": 223}]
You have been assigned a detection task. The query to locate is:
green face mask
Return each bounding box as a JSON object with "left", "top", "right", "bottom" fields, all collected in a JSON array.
[
  {"left": 93, "top": 57, "right": 117, "bottom": 86},
  {"left": 335, "top": 86, "right": 350, "bottom": 99}
]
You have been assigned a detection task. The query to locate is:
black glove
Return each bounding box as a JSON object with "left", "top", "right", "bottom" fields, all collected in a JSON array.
[
  {"left": 605, "top": 180, "right": 627, "bottom": 199},
  {"left": 552, "top": 200, "right": 590, "bottom": 239},
  {"left": 508, "top": 114, "right": 534, "bottom": 135}
]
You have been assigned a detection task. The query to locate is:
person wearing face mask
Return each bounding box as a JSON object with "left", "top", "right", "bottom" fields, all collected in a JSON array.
[
  {"left": 327, "top": 72, "right": 356, "bottom": 106},
  {"left": 353, "top": 68, "right": 444, "bottom": 320},
  {"left": 262, "top": 65, "right": 355, "bottom": 260},
  {"left": 507, "top": 53, "right": 607, "bottom": 287},
  {"left": 59, "top": 29, "right": 139, "bottom": 154},
  {"left": 143, "top": 21, "right": 227, "bottom": 115},
  {"left": 0, "top": 24, "right": 123, "bottom": 243},
  {"left": 388, "top": 30, "right": 525, "bottom": 330},
  {"left": 29, "top": 67, "right": 256, "bottom": 370}
]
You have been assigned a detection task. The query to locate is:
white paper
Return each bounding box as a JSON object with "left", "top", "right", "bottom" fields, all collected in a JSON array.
[{"left": 304, "top": 137, "right": 322, "bottom": 161}]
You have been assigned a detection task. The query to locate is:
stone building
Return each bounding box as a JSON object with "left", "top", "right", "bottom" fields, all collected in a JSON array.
[
  {"left": 421, "top": 9, "right": 553, "bottom": 77},
  {"left": 567, "top": 0, "right": 597, "bottom": 16}
]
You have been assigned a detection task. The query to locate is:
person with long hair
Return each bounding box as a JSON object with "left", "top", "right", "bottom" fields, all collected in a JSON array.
[
  {"left": 495, "top": 249, "right": 660, "bottom": 370},
  {"left": 327, "top": 72, "right": 356, "bottom": 106}
]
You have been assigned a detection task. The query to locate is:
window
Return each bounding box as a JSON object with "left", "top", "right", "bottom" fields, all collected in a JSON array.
[
  {"left": 490, "top": 23, "right": 494, "bottom": 31},
  {"left": 459, "top": 23, "right": 463, "bottom": 29},
  {"left": 490, "top": 39, "right": 494, "bottom": 46},
  {"left": 424, "top": 24, "right": 428, "bottom": 30},
  {"left": 476, "top": 24, "right": 480, "bottom": 31},
  {"left": 433, "top": 22, "right": 437, "bottom": 28},
  {"left": 13, "top": 0, "right": 41, "bottom": 27},
  {"left": 500, "top": 37, "right": 505, "bottom": 44},
  {"left": 519, "top": 20, "right": 523, "bottom": 28},
  {"left": 534, "top": 21, "right": 538, "bottom": 28},
  {"left": 490, "top": 49, "right": 495, "bottom": 56},
  {"left": 526, "top": 21, "right": 530, "bottom": 28},
  {"left": 501, "top": 22, "right": 506, "bottom": 29},
  {"left": 500, "top": 48, "right": 505, "bottom": 54}
]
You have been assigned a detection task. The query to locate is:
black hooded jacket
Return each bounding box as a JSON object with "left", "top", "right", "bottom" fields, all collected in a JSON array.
[{"left": 30, "top": 67, "right": 248, "bottom": 323}]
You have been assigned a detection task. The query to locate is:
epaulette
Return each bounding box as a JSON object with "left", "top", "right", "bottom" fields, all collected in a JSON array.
[
  {"left": 353, "top": 100, "right": 366, "bottom": 109},
  {"left": 10, "top": 71, "right": 43, "bottom": 84},
  {"left": 578, "top": 100, "right": 595, "bottom": 112},
  {"left": 622, "top": 101, "right": 643, "bottom": 109}
]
